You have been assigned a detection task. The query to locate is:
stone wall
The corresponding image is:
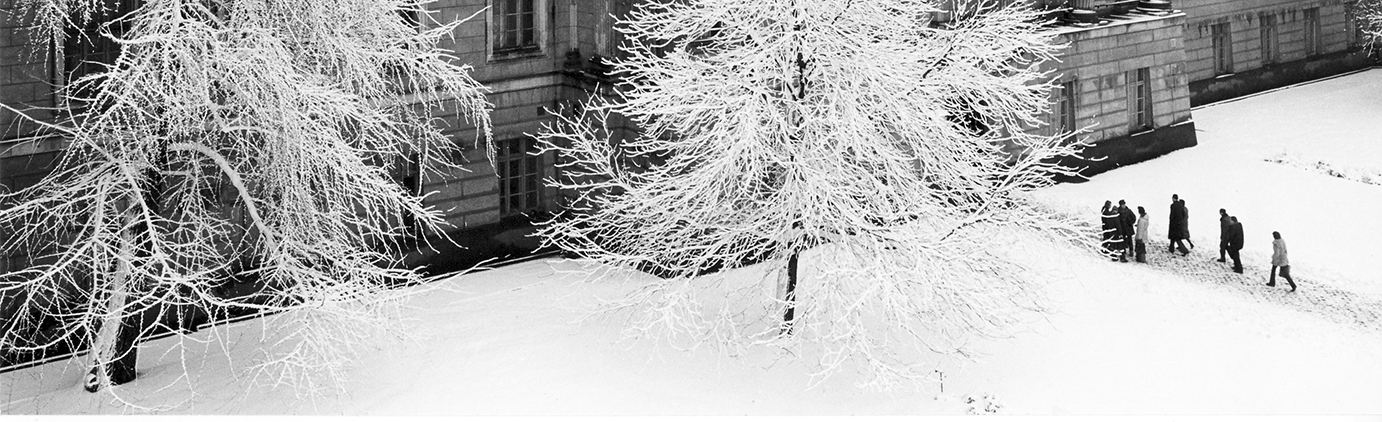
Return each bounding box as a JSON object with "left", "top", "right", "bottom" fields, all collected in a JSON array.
[
  {"left": 0, "top": 2, "right": 59, "bottom": 193},
  {"left": 1181, "top": 0, "right": 1373, "bottom": 104},
  {"left": 1040, "top": 12, "right": 1197, "bottom": 176},
  {"left": 415, "top": 0, "right": 622, "bottom": 232}
]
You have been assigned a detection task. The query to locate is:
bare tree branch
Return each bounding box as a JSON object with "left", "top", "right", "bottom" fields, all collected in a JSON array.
[
  {"left": 533, "top": 0, "right": 1099, "bottom": 391},
  {"left": 2, "top": 0, "right": 492, "bottom": 403}
]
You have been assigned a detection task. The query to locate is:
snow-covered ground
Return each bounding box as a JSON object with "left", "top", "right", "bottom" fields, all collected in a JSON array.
[
  {"left": 3, "top": 69, "right": 1381, "bottom": 415},
  {"left": 1037, "top": 69, "right": 1382, "bottom": 295}
]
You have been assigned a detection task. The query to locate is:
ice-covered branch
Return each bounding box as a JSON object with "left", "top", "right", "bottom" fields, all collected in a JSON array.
[
  {"left": 1354, "top": 0, "right": 1382, "bottom": 49},
  {"left": 2, "top": 0, "right": 492, "bottom": 404},
  {"left": 534, "top": 0, "right": 1099, "bottom": 391}
]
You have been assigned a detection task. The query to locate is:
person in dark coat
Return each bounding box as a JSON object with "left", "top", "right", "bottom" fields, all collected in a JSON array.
[
  {"left": 1269, "top": 231, "right": 1297, "bottom": 292},
  {"left": 1178, "top": 199, "right": 1194, "bottom": 250},
  {"left": 1217, "top": 208, "right": 1231, "bottom": 263},
  {"left": 1226, "top": 216, "right": 1244, "bottom": 273},
  {"left": 1117, "top": 200, "right": 1136, "bottom": 262},
  {"left": 1167, "top": 195, "right": 1182, "bottom": 253},
  {"left": 1168, "top": 195, "right": 1191, "bottom": 255},
  {"left": 1101, "top": 200, "right": 1120, "bottom": 259}
]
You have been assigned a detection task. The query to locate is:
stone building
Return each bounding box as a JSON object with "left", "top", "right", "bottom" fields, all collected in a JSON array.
[
  {"left": 1, "top": 0, "right": 1376, "bottom": 263},
  {"left": 1035, "top": 2, "right": 1199, "bottom": 177},
  {"left": 1032, "top": 0, "right": 1374, "bottom": 177},
  {"left": 397, "top": 0, "right": 632, "bottom": 268},
  {"left": 1181, "top": 0, "right": 1373, "bottom": 105},
  {"left": 424, "top": 0, "right": 628, "bottom": 233}
]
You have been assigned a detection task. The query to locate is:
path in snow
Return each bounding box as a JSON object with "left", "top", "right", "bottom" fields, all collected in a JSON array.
[{"left": 1104, "top": 238, "right": 1382, "bottom": 333}]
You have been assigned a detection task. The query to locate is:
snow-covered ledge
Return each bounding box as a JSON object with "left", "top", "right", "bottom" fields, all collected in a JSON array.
[{"left": 1045, "top": 10, "right": 1187, "bottom": 38}]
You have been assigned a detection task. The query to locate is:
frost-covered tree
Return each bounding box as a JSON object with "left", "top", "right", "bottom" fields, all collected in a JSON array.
[
  {"left": 1353, "top": 0, "right": 1382, "bottom": 49},
  {"left": 535, "top": 0, "right": 1096, "bottom": 389},
  {"left": 1, "top": 0, "right": 490, "bottom": 400}
]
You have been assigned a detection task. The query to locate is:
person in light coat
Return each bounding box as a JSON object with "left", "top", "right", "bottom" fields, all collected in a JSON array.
[
  {"left": 1134, "top": 206, "right": 1150, "bottom": 263},
  {"left": 1269, "top": 231, "right": 1297, "bottom": 292}
]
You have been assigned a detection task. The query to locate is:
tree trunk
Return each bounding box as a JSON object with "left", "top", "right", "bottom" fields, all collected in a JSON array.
[
  {"left": 781, "top": 1, "right": 807, "bottom": 335},
  {"left": 782, "top": 250, "right": 800, "bottom": 333},
  {"left": 86, "top": 217, "right": 138, "bottom": 392},
  {"left": 87, "top": 165, "right": 164, "bottom": 392}
]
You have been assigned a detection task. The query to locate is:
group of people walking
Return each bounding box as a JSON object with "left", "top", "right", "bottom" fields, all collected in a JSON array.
[
  {"left": 1099, "top": 200, "right": 1145, "bottom": 263},
  {"left": 1100, "top": 194, "right": 1296, "bottom": 292}
]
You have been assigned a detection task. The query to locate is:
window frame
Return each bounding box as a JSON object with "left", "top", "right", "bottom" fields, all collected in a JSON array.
[
  {"left": 1303, "top": 7, "right": 1321, "bottom": 57},
  {"left": 1259, "top": 13, "right": 1278, "bottom": 65},
  {"left": 1126, "top": 68, "right": 1152, "bottom": 133},
  {"left": 1211, "top": 22, "right": 1233, "bottom": 75},
  {"left": 497, "top": 137, "right": 543, "bottom": 217},
  {"left": 487, "top": 0, "right": 549, "bottom": 61},
  {"left": 1053, "top": 79, "right": 1077, "bottom": 137}
]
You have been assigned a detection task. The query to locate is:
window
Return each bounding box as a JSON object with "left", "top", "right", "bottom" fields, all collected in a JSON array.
[
  {"left": 493, "top": 0, "right": 538, "bottom": 53},
  {"left": 62, "top": 0, "right": 141, "bottom": 97},
  {"left": 1260, "top": 13, "right": 1278, "bottom": 65},
  {"left": 1211, "top": 22, "right": 1233, "bottom": 75},
  {"left": 1126, "top": 68, "right": 1152, "bottom": 132},
  {"left": 392, "top": 153, "right": 422, "bottom": 235},
  {"left": 1053, "top": 80, "right": 1077, "bottom": 136},
  {"left": 498, "top": 138, "right": 542, "bottom": 217},
  {"left": 1304, "top": 8, "right": 1321, "bottom": 57}
]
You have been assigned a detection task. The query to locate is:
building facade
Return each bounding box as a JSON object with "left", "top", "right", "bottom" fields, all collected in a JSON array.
[
  {"left": 1033, "top": 0, "right": 1374, "bottom": 178},
  {"left": 1036, "top": 3, "right": 1200, "bottom": 177},
  {"left": 424, "top": 0, "right": 629, "bottom": 235},
  {"left": 1, "top": 0, "right": 1377, "bottom": 260},
  {"left": 1181, "top": 0, "right": 1373, "bottom": 105}
]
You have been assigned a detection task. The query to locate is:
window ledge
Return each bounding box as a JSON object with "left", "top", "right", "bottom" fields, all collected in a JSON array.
[
  {"left": 1130, "top": 127, "right": 1157, "bottom": 137},
  {"left": 490, "top": 48, "right": 544, "bottom": 63}
]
